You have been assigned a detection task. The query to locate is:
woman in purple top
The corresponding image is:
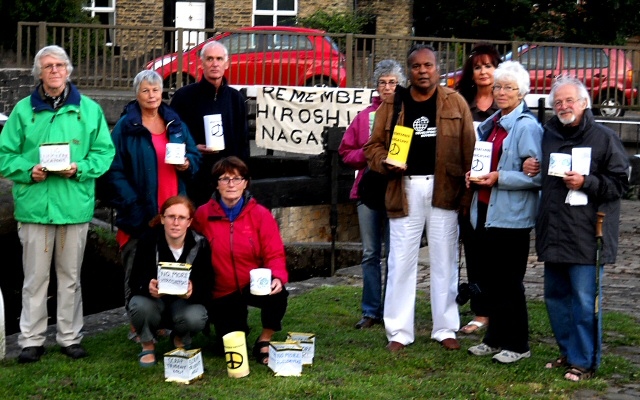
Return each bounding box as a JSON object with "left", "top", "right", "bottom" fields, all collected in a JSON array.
[{"left": 338, "top": 59, "right": 405, "bottom": 329}]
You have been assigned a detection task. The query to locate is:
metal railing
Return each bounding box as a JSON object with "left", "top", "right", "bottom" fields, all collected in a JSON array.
[{"left": 16, "top": 21, "right": 640, "bottom": 115}]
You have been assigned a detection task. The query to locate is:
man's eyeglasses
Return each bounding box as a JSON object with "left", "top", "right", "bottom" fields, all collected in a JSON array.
[
  {"left": 42, "top": 63, "right": 67, "bottom": 72},
  {"left": 378, "top": 80, "right": 398, "bottom": 88},
  {"left": 218, "top": 177, "right": 245, "bottom": 185},
  {"left": 163, "top": 214, "right": 191, "bottom": 223},
  {"left": 492, "top": 85, "right": 519, "bottom": 93},
  {"left": 553, "top": 98, "right": 581, "bottom": 109}
]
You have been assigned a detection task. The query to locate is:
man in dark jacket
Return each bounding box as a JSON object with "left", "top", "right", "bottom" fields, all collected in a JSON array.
[
  {"left": 535, "top": 76, "right": 629, "bottom": 381},
  {"left": 171, "top": 41, "right": 250, "bottom": 206}
]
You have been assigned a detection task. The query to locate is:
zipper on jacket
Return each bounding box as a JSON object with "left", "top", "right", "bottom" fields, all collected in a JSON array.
[{"left": 230, "top": 222, "right": 242, "bottom": 293}]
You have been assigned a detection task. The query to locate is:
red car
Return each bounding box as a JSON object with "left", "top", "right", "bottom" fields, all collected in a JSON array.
[
  {"left": 146, "top": 26, "right": 347, "bottom": 96},
  {"left": 442, "top": 44, "right": 638, "bottom": 117}
]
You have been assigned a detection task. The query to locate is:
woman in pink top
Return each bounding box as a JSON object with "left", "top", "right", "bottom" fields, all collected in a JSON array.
[{"left": 338, "top": 60, "right": 405, "bottom": 329}]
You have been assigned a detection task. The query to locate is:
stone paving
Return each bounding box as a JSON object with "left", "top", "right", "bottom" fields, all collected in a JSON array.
[{"left": 4, "top": 200, "right": 640, "bottom": 398}]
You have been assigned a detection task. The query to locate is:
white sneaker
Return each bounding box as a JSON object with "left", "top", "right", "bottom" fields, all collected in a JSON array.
[
  {"left": 492, "top": 350, "right": 531, "bottom": 364},
  {"left": 467, "top": 343, "right": 501, "bottom": 356}
]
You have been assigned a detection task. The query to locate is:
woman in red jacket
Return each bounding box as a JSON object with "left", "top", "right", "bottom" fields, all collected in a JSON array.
[{"left": 193, "top": 156, "right": 288, "bottom": 365}]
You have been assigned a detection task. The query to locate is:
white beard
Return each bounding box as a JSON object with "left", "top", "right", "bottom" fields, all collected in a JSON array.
[{"left": 558, "top": 113, "right": 576, "bottom": 126}]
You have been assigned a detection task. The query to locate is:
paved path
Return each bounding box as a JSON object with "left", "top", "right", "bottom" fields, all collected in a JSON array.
[
  {"left": 4, "top": 200, "right": 640, "bottom": 397},
  {"left": 297, "top": 199, "right": 640, "bottom": 320}
]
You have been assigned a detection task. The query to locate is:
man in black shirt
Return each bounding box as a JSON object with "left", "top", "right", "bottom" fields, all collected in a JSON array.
[{"left": 364, "top": 44, "right": 475, "bottom": 352}]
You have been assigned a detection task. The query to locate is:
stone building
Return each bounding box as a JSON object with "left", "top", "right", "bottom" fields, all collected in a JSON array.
[{"left": 86, "top": 0, "right": 414, "bottom": 38}]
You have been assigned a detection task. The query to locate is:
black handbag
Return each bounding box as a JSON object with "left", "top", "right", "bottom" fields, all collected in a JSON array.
[{"left": 357, "top": 167, "right": 388, "bottom": 211}]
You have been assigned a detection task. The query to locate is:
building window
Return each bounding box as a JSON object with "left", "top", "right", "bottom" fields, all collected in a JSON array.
[
  {"left": 253, "top": 0, "right": 297, "bottom": 26},
  {"left": 83, "top": 0, "right": 116, "bottom": 44}
]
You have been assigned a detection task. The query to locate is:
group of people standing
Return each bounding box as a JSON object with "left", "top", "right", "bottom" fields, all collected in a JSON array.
[
  {"left": 0, "top": 41, "right": 629, "bottom": 383},
  {"left": 0, "top": 43, "right": 288, "bottom": 368},
  {"left": 341, "top": 43, "right": 628, "bottom": 382}
]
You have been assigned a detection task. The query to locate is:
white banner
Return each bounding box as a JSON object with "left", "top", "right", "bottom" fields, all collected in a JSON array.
[{"left": 256, "top": 86, "right": 376, "bottom": 155}]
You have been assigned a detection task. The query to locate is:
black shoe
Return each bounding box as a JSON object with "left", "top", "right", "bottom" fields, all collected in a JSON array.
[
  {"left": 355, "top": 317, "right": 382, "bottom": 329},
  {"left": 18, "top": 346, "right": 45, "bottom": 363},
  {"left": 60, "top": 344, "right": 87, "bottom": 359}
]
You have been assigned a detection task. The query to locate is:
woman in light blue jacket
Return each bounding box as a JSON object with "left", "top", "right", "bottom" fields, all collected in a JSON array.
[{"left": 464, "top": 61, "right": 542, "bottom": 364}]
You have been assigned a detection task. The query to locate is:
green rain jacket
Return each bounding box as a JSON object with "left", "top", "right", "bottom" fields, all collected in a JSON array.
[{"left": 0, "top": 83, "right": 115, "bottom": 224}]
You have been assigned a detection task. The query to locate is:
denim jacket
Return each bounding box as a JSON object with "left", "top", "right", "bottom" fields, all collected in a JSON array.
[{"left": 470, "top": 102, "right": 543, "bottom": 229}]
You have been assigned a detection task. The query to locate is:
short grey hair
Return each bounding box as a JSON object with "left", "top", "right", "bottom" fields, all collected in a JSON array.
[
  {"left": 493, "top": 61, "right": 530, "bottom": 97},
  {"left": 133, "top": 70, "right": 163, "bottom": 94},
  {"left": 32, "top": 45, "right": 74, "bottom": 79},
  {"left": 373, "top": 59, "right": 406, "bottom": 87},
  {"left": 548, "top": 74, "right": 591, "bottom": 109},
  {"left": 200, "top": 41, "right": 229, "bottom": 62}
]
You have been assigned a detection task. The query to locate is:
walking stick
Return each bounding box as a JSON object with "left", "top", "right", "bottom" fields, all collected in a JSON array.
[
  {"left": 0, "top": 286, "right": 5, "bottom": 359},
  {"left": 593, "top": 211, "right": 605, "bottom": 371}
]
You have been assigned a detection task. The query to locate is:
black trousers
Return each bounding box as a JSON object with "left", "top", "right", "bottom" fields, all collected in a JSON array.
[
  {"left": 481, "top": 224, "right": 531, "bottom": 353},
  {"left": 210, "top": 285, "right": 289, "bottom": 339},
  {"left": 459, "top": 211, "right": 490, "bottom": 317}
]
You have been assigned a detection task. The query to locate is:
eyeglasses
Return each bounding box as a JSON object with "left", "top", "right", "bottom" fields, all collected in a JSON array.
[
  {"left": 377, "top": 80, "right": 398, "bottom": 88},
  {"left": 42, "top": 63, "right": 67, "bottom": 73},
  {"left": 492, "top": 85, "right": 519, "bottom": 93},
  {"left": 162, "top": 214, "right": 191, "bottom": 223},
  {"left": 218, "top": 177, "right": 245, "bottom": 185},
  {"left": 553, "top": 98, "right": 581, "bottom": 109}
]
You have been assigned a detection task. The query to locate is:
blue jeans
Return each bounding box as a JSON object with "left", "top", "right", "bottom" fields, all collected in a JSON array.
[
  {"left": 544, "top": 263, "right": 603, "bottom": 370},
  {"left": 357, "top": 202, "right": 389, "bottom": 320}
]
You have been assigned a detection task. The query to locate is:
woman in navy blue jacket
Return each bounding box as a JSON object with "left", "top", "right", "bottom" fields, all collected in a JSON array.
[{"left": 104, "top": 70, "right": 201, "bottom": 329}]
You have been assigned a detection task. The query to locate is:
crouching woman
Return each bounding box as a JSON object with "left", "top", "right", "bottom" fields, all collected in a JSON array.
[
  {"left": 128, "top": 195, "right": 213, "bottom": 367},
  {"left": 193, "top": 156, "right": 289, "bottom": 366}
]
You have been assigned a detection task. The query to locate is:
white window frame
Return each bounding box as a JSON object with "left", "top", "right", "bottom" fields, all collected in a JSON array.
[
  {"left": 252, "top": 0, "right": 297, "bottom": 26},
  {"left": 82, "top": 0, "right": 117, "bottom": 45}
]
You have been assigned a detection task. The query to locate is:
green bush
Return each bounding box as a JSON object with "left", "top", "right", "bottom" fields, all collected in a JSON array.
[
  {"left": 0, "top": 0, "right": 92, "bottom": 51},
  {"left": 297, "top": 10, "right": 374, "bottom": 34}
]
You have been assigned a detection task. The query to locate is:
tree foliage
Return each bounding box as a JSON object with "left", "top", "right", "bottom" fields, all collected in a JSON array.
[
  {"left": 415, "top": 0, "right": 640, "bottom": 45},
  {"left": 0, "top": 0, "right": 91, "bottom": 50},
  {"left": 297, "top": 9, "right": 374, "bottom": 34}
]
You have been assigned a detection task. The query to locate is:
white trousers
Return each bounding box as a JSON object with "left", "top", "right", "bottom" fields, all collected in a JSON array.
[
  {"left": 17, "top": 223, "right": 88, "bottom": 348},
  {"left": 384, "top": 176, "right": 460, "bottom": 345}
]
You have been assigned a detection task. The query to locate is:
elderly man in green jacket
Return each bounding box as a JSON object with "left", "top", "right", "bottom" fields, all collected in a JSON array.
[{"left": 0, "top": 45, "right": 115, "bottom": 363}]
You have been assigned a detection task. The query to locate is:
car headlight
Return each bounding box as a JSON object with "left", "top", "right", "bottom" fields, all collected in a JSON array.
[{"left": 151, "top": 56, "right": 177, "bottom": 71}]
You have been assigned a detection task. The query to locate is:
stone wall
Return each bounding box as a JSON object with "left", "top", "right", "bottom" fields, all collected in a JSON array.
[
  {"left": 273, "top": 202, "right": 359, "bottom": 243},
  {"left": 213, "top": 1, "right": 254, "bottom": 28},
  {"left": 0, "top": 69, "right": 34, "bottom": 115},
  {"left": 359, "top": 0, "right": 413, "bottom": 37},
  {"left": 116, "top": 0, "right": 165, "bottom": 60},
  {"left": 298, "top": 1, "right": 352, "bottom": 19}
]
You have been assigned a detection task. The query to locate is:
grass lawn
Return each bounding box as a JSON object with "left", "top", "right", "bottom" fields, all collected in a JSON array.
[{"left": 1, "top": 286, "right": 639, "bottom": 399}]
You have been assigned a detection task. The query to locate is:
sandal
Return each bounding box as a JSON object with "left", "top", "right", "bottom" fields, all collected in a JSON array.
[
  {"left": 252, "top": 340, "right": 270, "bottom": 365},
  {"left": 545, "top": 356, "right": 569, "bottom": 369},
  {"left": 138, "top": 349, "right": 157, "bottom": 368},
  {"left": 459, "top": 319, "right": 488, "bottom": 334},
  {"left": 564, "top": 366, "right": 595, "bottom": 382}
]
